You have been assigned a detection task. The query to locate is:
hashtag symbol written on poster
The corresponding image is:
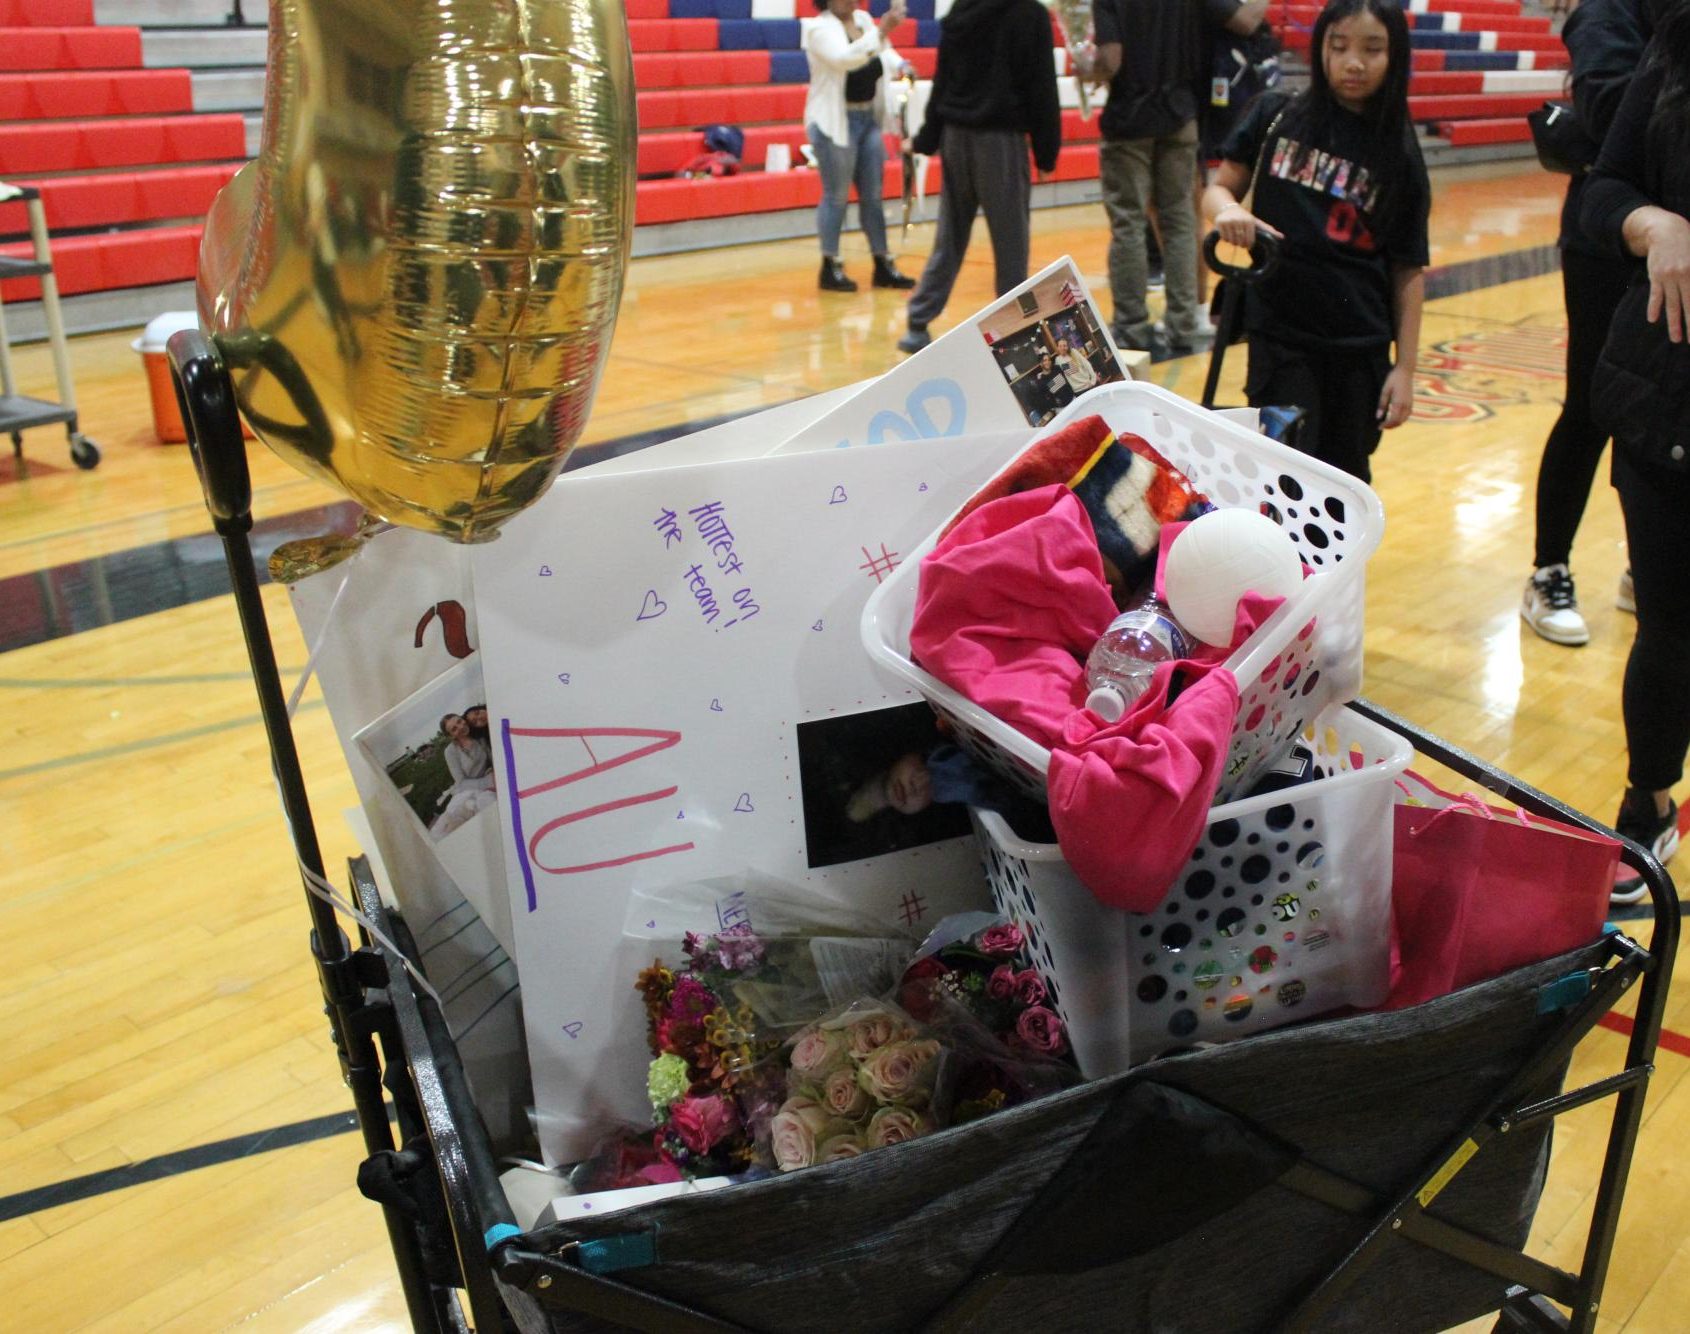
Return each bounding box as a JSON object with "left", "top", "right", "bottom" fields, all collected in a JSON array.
[
  {"left": 899, "top": 891, "right": 927, "bottom": 926},
  {"left": 859, "top": 543, "right": 900, "bottom": 583}
]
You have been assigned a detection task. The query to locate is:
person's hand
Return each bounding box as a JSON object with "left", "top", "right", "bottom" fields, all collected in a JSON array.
[
  {"left": 880, "top": 1, "right": 906, "bottom": 34},
  {"left": 1212, "top": 202, "right": 1282, "bottom": 250},
  {"left": 1644, "top": 211, "right": 1690, "bottom": 344},
  {"left": 1376, "top": 363, "right": 1415, "bottom": 429}
]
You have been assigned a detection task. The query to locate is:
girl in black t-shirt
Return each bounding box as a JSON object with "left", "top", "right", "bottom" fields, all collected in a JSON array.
[{"left": 1200, "top": 0, "right": 1429, "bottom": 482}]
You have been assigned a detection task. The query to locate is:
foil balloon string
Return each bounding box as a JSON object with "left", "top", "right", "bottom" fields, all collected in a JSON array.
[{"left": 198, "top": 0, "right": 637, "bottom": 553}]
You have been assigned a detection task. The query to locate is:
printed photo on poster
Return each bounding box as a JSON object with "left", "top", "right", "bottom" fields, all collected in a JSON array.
[
  {"left": 796, "top": 702, "right": 973, "bottom": 869},
  {"left": 978, "top": 262, "right": 1125, "bottom": 428},
  {"left": 356, "top": 658, "right": 497, "bottom": 846}
]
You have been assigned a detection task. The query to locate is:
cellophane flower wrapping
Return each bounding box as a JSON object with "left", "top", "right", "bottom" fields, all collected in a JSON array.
[
  {"left": 634, "top": 915, "right": 913, "bottom": 1180},
  {"left": 896, "top": 914, "right": 1081, "bottom": 1124}
]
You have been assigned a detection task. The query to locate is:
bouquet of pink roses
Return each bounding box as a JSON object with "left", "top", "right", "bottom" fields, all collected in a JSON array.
[
  {"left": 896, "top": 915, "right": 1078, "bottom": 1123},
  {"left": 762, "top": 999, "right": 945, "bottom": 1172}
]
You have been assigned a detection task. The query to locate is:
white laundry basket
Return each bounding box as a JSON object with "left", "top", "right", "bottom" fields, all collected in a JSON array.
[
  {"left": 972, "top": 704, "right": 1412, "bottom": 1078},
  {"left": 861, "top": 380, "right": 1385, "bottom": 806}
]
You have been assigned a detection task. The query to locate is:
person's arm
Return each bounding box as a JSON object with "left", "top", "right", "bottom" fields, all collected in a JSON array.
[
  {"left": 910, "top": 23, "right": 947, "bottom": 154},
  {"left": 1202, "top": 158, "right": 1284, "bottom": 246},
  {"left": 1024, "top": 4, "right": 1063, "bottom": 174},
  {"left": 1091, "top": 42, "right": 1122, "bottom": 84},
  {"left": 1564, "top": 0, "right": 1651, "bottom": 143},
  {"left": 443, "top": 743, "right": 469, "bottom": 789},
  {"left": 1223, "top": 0, "right": 1270, "bottom": 36},
  {"left": 1378, "top": 264, "right": 1423, "bottom": 428},
  {"left": 806, "top": 5, "right": 901, "bottom": 72},
  {"left": 1582, "top": 60, "right": 1660, "bottom": 259}
]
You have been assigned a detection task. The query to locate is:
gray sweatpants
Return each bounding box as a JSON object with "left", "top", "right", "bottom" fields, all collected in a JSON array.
[{"left": 906, "top": 124, "right": 1032, "bottom": 329}]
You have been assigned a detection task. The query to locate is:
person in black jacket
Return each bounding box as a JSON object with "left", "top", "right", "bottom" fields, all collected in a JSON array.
[
  {"left": 1519, "top": 0, "right": 1656, "bottom": 647},
  {"left": 895, "top": 0, "right": 1062, "bottom": 353},
  {"left": 1580, "top": 1, "right": 1690, "bottom": 902}
]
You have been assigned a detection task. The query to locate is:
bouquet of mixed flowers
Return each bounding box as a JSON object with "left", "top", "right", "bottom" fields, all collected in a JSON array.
[
  {"left": 635, "top": 924, "right": 786, "bottom": 1178},
  {"left": 763, "top": 999, "right": 944, "bottom": 1172},
  {"left": 897, "top": 915, "right": 1077, "bottom": 1123}
]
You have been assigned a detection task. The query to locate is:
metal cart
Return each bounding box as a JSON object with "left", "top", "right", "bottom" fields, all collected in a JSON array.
[
  {"left": 0, "top": 184, "right": 100, "bottom": 470},
  {"left": 168, "top": 326, "right": 1679, "bottom": 1334}
]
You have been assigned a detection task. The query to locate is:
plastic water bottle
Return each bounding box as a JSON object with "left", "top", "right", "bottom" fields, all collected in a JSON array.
[{"left": 1083, "top": 597, "right": 1191, "bottom": 722}]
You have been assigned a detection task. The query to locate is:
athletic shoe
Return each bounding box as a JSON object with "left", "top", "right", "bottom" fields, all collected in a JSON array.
[
  {"left": 1617, "top": 567, "right": 1635, "bottom": 614},
  {"left": 1611, "top": 789, "right": 1680, "bottom": 905},
  {"left": 1521, "top": 564, "right": 1589, "bottom": 646}
]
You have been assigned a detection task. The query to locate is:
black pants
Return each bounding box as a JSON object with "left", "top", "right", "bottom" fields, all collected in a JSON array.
[
  {"left": 1613, "top": 447, "right": 1690, "bottom": 792},
  {"left": 1532, "top": 247, "right": 1635, "bottom": 569},
  {"left": 1244, "top": 335, "right": 1390, "bottom": 483}
]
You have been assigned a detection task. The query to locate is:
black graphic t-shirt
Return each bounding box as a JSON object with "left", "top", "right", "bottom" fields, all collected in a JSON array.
[{"left": 1218, "top": 93, "right": 1430, "bottom": 351}]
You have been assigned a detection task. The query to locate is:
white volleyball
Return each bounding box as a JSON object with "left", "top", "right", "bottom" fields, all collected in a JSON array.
[{"left": 1164, "top": 509, "right": 1303, "bottom": 647}]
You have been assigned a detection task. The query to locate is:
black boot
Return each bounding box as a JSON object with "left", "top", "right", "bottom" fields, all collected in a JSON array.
[
  {"left": 872, "top": 254, "right": 915, "bottom": 289},
  {"left": 818, "top": 257, "right": 857, "bottom": 292}
]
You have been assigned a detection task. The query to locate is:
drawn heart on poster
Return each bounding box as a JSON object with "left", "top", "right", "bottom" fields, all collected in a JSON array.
[
  {"left": 829, "top": 485, "right": 848, "bottom": 504},
  {"left": 733, "top": 793, "right": 754, "bottom": 813},
  {"left": 710, "top": 699, "right": 723, "bottom": 711},
  {"left": 637, "top": 590, "right": 667, "bottom": 621}
]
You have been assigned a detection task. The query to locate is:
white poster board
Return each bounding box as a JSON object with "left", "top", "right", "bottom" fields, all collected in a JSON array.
[
  {"left": 473, "top": 432, "right": 1026, "bottom": 1163},
  {"left": 772, "top": 256, "right": 1128, "bottom": 453}
]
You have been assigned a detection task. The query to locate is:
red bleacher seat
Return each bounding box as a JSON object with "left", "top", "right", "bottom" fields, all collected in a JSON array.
[
  {"left": 0, "top": 164, "right": 240, "bottom": 236},
  {"left": 0, "top": 69, "right": 193, "bottom": 120},
  {"left": 0, "top": 0, "right": 92, "bottom": 25},
  {"left": 0, "top": 223, "right": 202, "bottom": 302},
  {"left": 627, "top": 19, "right": 720, "bottom": 53},
  {"left": 0, "top": 26, "right": 142, "bottom": 72},
  {"left": 1409, "top": 71, "right": 1485, "bottom": 95},
  {"left": 0, "top": 114, "right": 248, "bottom": 175},
  {"left": 637, "top": 84, "right": 809, "bottom": 130},
  {"left": 1409, "top": 91, "right": 1546, "bottom": 120},
  {"left": 624, "top": 0, "right": 668, "bottom": 17},
  {"left": 634, "top": 51, "right": 770, "bottom": 89},
  {"left": 1436, "top": 116, "right": 1532, "bottom": 146}
]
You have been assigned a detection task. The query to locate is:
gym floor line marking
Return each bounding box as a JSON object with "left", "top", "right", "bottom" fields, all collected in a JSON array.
[
  {"left": 0, "top": 1107, "right": 391, "bottom": 1225},
  {"left": 1598, "top": 1012, "right": 1690, "bottom": 1060}
]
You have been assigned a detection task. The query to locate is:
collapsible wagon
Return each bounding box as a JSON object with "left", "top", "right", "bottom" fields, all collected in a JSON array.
[{"left": 168, "top": 329, "right": 1679, "bottom": 1334}]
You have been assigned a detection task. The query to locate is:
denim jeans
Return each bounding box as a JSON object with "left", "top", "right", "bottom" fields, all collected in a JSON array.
[{"left": 808, "top": 108, "right": 888, "bottom": 258}]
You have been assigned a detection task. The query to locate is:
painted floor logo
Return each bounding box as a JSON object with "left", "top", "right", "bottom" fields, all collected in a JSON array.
[{"left": 1412, "top": 321, "right": 1568, "bottom": 424}]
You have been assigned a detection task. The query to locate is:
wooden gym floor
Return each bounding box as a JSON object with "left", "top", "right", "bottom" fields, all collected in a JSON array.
[{"left": 2, "top": 161, "right": 1687, "bottom": 1330}]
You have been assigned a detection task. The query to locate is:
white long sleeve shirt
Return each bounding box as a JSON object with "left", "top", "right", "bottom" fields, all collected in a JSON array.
[{"left": 802, "top": 11, "right": 900, "bottom": 147}]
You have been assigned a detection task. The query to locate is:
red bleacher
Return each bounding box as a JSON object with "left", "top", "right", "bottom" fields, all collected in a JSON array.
[
  {"left": 0, "top": 69, "right": 193, "bottom": 120},
  {"left": 0, "top": 0, "right": 93, "bottom": 24},
  {"left": 0, "top": 0, "right": 1564, "bottom": 309},
  {"left": 0, "top": 26, "right": 141, "bottom": 72},
  {"left": 0, "top": 224, "right": 202, "bottom": 301},
  {"left": 0, "top": 164, "right": 240, "bottom": 234},
  {"left": 0, "top": 113, "right": 247, "bottom": 174}
]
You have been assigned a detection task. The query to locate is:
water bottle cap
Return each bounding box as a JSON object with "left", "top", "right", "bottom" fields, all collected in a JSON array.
[{"left": 1085, "top": 684, "right": 1127, "bottom": 722}]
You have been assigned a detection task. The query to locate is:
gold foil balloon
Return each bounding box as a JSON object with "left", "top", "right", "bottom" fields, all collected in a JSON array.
[{"left": 198, "top": 0, "right": 636, "bottom": 543}]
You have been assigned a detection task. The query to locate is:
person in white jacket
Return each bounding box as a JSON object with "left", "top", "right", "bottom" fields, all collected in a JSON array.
[{"left": 803, "top": 0, "right": 918, "bottom": 292}]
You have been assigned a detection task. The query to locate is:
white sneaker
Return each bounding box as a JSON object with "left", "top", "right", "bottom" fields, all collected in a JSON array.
[
  {"left": 1521, "top": 565, "right": 1590, "bottom": 646},
  {"left": 1617, "top": 567, "right": 1635, "bottom": 614}
]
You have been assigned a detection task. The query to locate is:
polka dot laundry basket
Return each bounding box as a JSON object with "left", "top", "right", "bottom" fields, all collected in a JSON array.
[
  {"left": 860, "top": 380, "right": 1386, "bottom": 807},
  {"left": 971, "top": 704, "right": 1412, "bottom": 1077}
]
